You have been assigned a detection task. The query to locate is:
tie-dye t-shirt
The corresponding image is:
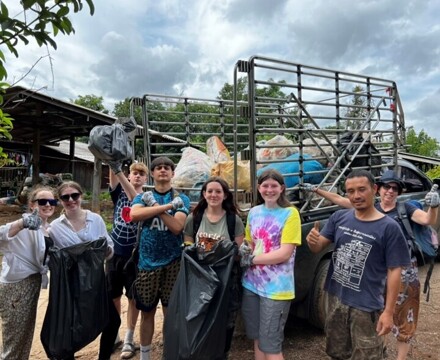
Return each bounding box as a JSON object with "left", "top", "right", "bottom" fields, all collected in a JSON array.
[{"left": 242, "top": 205, "right": 301, "bottom": 300}]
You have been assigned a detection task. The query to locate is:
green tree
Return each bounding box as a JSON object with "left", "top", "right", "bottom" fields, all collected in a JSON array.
[
  {"left": 73, "top": 94, "right": 108, "bottom": 114},
  {"left": 113, "top": 98, "right": 142, "bottom": 123},
  {"left": 217, "top": 76, "right": 287, "bottom": 102},
  {"left": 72, "top": 94, "right": 108, "bottom": 143},
  {"left": 343, "top": 85, "right": 372, "bottom": 130},
  {"left": 406, "top": 128, "right": 439, "bottom": 157},
  {"left": 0, "top": 0, "right": 95, "bottom": 163},
  {"left": 217, "top": 77, "right": 248, "bottom": 102}
]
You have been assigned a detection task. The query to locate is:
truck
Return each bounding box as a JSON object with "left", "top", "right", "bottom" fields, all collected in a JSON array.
[{"left": 130, "top": 55, "right": 440, "bottom": 329}]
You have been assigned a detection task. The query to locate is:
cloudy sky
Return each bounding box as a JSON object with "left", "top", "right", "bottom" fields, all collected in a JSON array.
[{"left": 5, "top": 0, "right": 440, "bottom": 139}]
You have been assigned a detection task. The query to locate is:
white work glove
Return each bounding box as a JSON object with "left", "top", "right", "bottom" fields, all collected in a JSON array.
[
  {"left": 239, "top": 242, "right": 254, "bottom": 268},
  {"left": 22, "top": 209, "right": 43, "bottom": 230},
  {"left": 141, "top": 191, "right": 157, "bottom": 207},
  {"left": 300, "top": 183, "right": 318, "bottom": 192},
  {"left": 240, "top": 252, "right": 255, "bottom": 268},
  {"left": 425, "top": 184, "right": 440, "bottom": 208},
  {"left": 238, "top": 242, "right": 252, "bottom": 257},
  {"left": 171, "top": 196, "right": 184, "bottom": 210}
]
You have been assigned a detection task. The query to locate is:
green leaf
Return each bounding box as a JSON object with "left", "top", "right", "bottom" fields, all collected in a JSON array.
[
  {"left": 5, "top": 42, "right": 18, "bottom": 57},
  {"left": 0, "top": 67, "right": 6, "bottom": 81},
  {"left": 57, "top": 6, "right": 70, "bottom": 17},
  {"left": 85, "top": 0, "right": 96, "bottom": 15},
  {"left": 0, "top": 2, "right": 9, "bottom": 18},
  {"left": 21, "top": 0, "right": 37, "bottom": 10},
  {"left": 53, "top": 23, "right": 59, "bottom": 36},
  {"left": 18, "top": 35, "right": 29, "bottom": 45},
  {"left": 72, "top": 0, "right": 80, "bottom": 12},
  {"left": 61, "top": 17, "right": 73, "bottom": 33}
]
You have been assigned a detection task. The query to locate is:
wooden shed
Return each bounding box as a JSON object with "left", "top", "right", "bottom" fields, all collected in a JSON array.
[{"left": 0, "top": 86, "right": 117, "bottom": 210}]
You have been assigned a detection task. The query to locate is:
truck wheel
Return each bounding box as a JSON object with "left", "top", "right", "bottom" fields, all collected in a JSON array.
[{"left": 308, "top": 259, "right": 330, "bottom": 329}]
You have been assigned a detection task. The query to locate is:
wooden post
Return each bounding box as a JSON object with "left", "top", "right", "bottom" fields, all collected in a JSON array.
[
  {"left": 69, "top": 134, "right": 75, "bottom": 176},
  {"left": 32, "top": 129, "right": 40, "bottom": 186},
  {"left": 92, "top": 157, "right": 101, "bottom": 213}
]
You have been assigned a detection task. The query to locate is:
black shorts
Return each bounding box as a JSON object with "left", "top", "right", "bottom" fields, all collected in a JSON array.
[{"left": 106, "top": 254, "right": 137, "bottom": 300}]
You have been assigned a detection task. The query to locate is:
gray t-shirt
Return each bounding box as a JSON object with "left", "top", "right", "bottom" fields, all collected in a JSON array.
[
  {"left": 184, "top": 212, "right": 244, "bottom": 259},
  {"left": 184, "top": 212, "right": 244, "bottom": 242}
]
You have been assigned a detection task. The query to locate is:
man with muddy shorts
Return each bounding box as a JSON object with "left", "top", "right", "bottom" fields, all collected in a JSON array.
[
  {"left": 130, "top": 157, "right": 190, "bottom": 360},
  {"left": 306, "top": 170, "right": 411, "bottom": 359}
]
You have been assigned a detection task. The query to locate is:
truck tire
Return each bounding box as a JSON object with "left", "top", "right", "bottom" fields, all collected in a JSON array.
[{"left": 308, "top": 259, "right": 330, "bottom": 329}]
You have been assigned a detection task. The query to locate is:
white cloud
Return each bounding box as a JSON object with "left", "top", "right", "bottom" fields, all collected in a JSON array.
[{"left": 4, "top": 0, "right": 440, "bottom": 140}]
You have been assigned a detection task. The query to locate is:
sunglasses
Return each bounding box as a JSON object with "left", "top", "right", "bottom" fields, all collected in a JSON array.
[
  {"left": 34, "top": 199, "right": 58, "bottom": 206},
  {"left": 59, "top": 192, "right": 81, "bottom": 202},
  {"left": 382, "top": 184, "right": 399, "bottom": 192}
]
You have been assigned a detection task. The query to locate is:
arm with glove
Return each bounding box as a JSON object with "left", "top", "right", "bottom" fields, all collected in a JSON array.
[
  {"left": 159, "top": 196, "right": 189, "bottom": 235},
  {"left": 5, "top": 209, "right": 43, "bottom": 238},
  {"left": 301, "top": 183, "right": 351, "bottom": 208},
  {"left": 412, "top": 184, "right": 440, "bottom": 226},
  {"left": 131, "top": 192, "right": 189, "bottom": 235}
]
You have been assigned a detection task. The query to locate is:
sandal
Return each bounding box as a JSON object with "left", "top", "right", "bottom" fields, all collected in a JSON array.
[{"left": 120, "top": 342, "right": 136, "bottom": 359}]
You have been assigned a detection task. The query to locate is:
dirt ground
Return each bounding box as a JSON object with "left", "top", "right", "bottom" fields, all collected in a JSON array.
[{"left": 1, "top": 203, "right": 439, "bottom": 360}]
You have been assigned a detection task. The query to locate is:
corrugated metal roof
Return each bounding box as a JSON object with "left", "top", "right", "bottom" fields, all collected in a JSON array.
[
  {"left": 44, "top": 140, "right": 95, "bottom": 163},
  {"left": 398, "top": 151, "right": 440, "bottom": 166}
]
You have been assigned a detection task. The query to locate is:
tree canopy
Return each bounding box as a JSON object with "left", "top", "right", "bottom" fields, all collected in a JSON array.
[
  {"left": 406, "top": 128, "right": 439, "bottom": 157},
  {"left": 73, "top": 94, "right": 108, "bottom": 114}
]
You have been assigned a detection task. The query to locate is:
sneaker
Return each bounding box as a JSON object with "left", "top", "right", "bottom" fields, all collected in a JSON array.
[{"left": 120, "top": 342, "right": 136, "bottom": 359}]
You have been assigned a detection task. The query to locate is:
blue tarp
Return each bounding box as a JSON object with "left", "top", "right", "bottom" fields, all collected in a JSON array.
[{"left": 257, "top": 153, "right": 325, "bottom": 188}]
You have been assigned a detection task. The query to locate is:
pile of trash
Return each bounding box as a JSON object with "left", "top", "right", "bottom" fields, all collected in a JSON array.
[{"left": 171, "top": 135, "right": 325, "bottom": 198}]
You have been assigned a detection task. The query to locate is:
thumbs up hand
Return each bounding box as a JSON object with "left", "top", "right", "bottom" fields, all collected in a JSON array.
[
  {"left": 425, "top": 184, "right": 440, "bottom": 208},
  {"left": 22, "top": 209, "right": 43, "bottom": 230},
  {"left": 314, "top": 221, "right": 320, "bottom": 231},
  {"left": 306, "top": 221, "right": 321, "bottom": 249}
]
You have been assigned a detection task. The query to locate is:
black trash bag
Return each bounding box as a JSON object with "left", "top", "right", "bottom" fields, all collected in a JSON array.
[
  {"left": 120, "top": 116, "right": 137, "bottom": 133},
  {"left": 40, "top": 238, "right": 109, "bottom": 359},
  {"left": 338, "top": 132, "right": 382, "bottom": 176},
  {"left": 88, "top": 117, "right": 136, "bottom": 161},
  {"left": 163, "top": 240, "right": 237, "bottom": 360}
]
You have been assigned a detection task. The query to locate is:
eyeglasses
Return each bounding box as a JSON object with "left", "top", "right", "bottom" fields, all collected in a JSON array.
[
  {"left": 382, "top": 184, "right": 399, "bottom": 192},
  {"left": 59, "top": 192, "right": 81, "bottom": 202},
  {"left": 34, "top": 199, "right": 58, "bottom": 206}
]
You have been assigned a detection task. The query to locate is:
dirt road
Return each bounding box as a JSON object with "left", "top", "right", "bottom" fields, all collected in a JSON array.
[
  {"left": 23, "top": 263, "right": 440, "bottom": 360},
  {"left": 0, "top": 204, "right": 439, "bottom": 359}
]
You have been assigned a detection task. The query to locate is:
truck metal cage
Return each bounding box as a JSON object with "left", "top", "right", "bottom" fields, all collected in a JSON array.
[{"left": 131, "top": 55, "right": 406, "bottom": 214}]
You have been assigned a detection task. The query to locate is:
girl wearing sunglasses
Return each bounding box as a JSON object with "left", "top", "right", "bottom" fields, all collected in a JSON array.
[
  {"left": 48, "top": 181, "right": 117, "bottom": 360},
  {"left": 50, "top": 181, "right": 113, "bottom": 250},
  {"left": 0, "top": 186, "right": 56, "bottom": 359}
]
